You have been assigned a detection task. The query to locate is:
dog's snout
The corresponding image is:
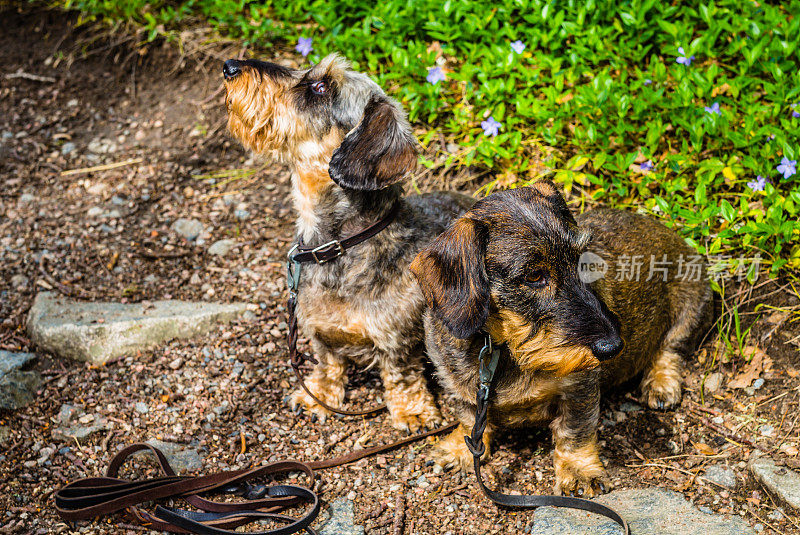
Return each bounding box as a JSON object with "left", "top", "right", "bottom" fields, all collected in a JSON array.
[
  {"left": 223, "top": 59, "right": 241, "bottom": 80},
  {"left": 591, "top": 334, "right": 623, "bottom": 361}
]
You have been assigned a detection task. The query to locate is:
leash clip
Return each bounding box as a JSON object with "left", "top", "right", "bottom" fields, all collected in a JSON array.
[
  {"left": 286, "top": 245, "right": 302, "bottom": 295},
  {"left": 477, "top": 334, "right": 500, "bottom": 403}
]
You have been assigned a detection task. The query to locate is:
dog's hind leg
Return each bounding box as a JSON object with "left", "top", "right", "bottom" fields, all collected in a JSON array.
[
  {"left": 289, "top": 340, "right": 346, "bottom": 423},
  {"left": 380, "top": 352, "right": 442, "bottom": 432},
  {"left": 641, "top": 280, "right": 713, "bottom": 410}
]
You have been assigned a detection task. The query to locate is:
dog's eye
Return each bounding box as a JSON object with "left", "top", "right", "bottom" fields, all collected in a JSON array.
[
  {"left": 311, "top": 81, "right": 328, "bottom": 94},
  {"left": 526, "top": 269, "right": 549, "bottom": 288}
]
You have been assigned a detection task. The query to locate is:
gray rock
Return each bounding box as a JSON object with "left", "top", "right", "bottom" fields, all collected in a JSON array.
[
  {"left": 0, "top": 425, "right": 10, "bottom": 444},
  {"left": 619, "top": 401, "right": 642, "bottom": 413},
  {"left": 749, "top": 454, "right": 800, "bottom": 509},
  {"left": 703, "top": 465, "right": 737, "bottom": 489},
  {"left": 26, "top": 292, "right": 256, "bottom": 364},
  {"left": 171, "top": 218, "right": 204, "bottom": 240},
  {"left": 61, "top": 141, "right": 76, "bottom": 155},
  {"left": 0, "top": 351, "right": 41, "bottom": 410},
  {"left": 52, "top": 404, "right": 109, "bottom": 441},
  {"left": 87, "top": 138, "right": 117, "bottom": 154},
  {"left": 0, "top": 351, "right": 36, "bottom": 374},
  {"left": 528, "top": 488, "right": 754, "bottom": 535},
  {"left": 134, "top": 402, "right": 149, "bottom": 414},
  {"left": 11, "top": 274, "right": 29, "bottom": 289},
  {"left": 208, "top": 239, "right": 236, "bottom": 257},
  {"left": 141, "top": 439, "right": 203, "bottom": 474},
  {"left": 320, "top": 498, "right": 364, "bottom": 535},
  {"left": 19, "top": 193, "right": 35, "bottom": 203},
  {"left": 234, "top": 209, "right": 251, "bottom": 221}
]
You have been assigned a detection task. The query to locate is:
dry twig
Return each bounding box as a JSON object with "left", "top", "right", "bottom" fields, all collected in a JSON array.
[{"left": 392, "top": 490, "right": 406, "bottom": 535}]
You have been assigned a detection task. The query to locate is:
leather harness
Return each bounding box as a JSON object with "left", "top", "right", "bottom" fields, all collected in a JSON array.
[{"left": 54, "top": 201, "right": 631, "bottom": 534}]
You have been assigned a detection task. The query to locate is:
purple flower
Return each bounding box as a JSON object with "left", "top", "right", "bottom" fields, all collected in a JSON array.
[
  {"left": 640, "top": 160, "right": 655, "bottom": 172},
  {"left": 426, "top": 66, "right": 446, "bottom": 85},
  {"left": 777, "top": 156, "right": 797, "bottom": 179},
  {"left": 295, "top": 37, "right": 313, "bottom": 57},
  {"left": 676, "top": 47, "right": 695, "bottom": 66},
  {"left": 510, "top": 40, "right": 526, "bottom": 54},
  {"left": 747, "top": 175, "right": 767, "bottom": 191},
  {"left": 481, "top": 116, "right": 502, "bottom": 137},
  {"left": 793, "top": 111, "right": 800, "bottom": 118},
  {"left": 644, "top": 79, "right": 652, "bottom": 85},
  {"left": 704, "top": 102, "right": 721, "bottom": 115}
]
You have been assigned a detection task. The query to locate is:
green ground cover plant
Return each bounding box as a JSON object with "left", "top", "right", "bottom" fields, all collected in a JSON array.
[{"left": 56, "top": 0, "right": 800, "bottom": 280}]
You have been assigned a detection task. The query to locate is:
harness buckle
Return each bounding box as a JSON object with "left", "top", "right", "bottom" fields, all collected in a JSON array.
[{"left": 311, "top": 240, "right": 345, "bottom": 264}]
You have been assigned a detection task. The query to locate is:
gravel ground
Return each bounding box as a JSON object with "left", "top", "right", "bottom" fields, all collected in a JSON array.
[{"left": 2, "top": 7, "right": 800, "bottom": 535}]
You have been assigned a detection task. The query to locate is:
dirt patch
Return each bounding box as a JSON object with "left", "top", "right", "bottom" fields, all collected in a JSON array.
[{"left": 1, "top": 7, "right": 799, "bottom": 535}]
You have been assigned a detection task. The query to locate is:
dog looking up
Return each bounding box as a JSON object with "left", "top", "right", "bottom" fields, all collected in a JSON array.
[
  {"left": 410, "top": 182, "right": 712, "bottom": 496},
  {"left": 223, "top": 54, "right": 473, "bottom": 431}
]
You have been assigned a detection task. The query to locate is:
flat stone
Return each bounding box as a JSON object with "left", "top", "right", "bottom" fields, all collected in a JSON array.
[
  {"left": 0, "top": 350, "right": 36, "bottom": 374},
  {"left": 208, "top": 239, "right": 235, "bottom": 257},
  {"left": 320, "top": 498, "right": 364, "bottom": 535},
  {"left": 749, "top": 453, "right": 800, "bottom": 509},
  {"left": 0, "top": 351, "right": 41, "bottom": 410},
  {"left": 704, "top": 465, "right": 737, "bottom": 489},
  {"left": 528, "top": 488, "right": 754, "bottom": 535},
  {"left": 141, "top": 440, "right": 204, "bottom": 474},
  {"left": 27, "top": 292, "right": 256, "bottom": 364},
  {"left": 171, "top": 218, "right": 204, "bottom": 240},
  {"left": 0, "top": 425, "right": 10, "bottom": 444}
]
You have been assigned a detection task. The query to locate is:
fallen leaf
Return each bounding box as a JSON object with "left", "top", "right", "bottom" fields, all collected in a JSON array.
[
  {"left": 711, "top": 82, "right": 731, "bottom": 97},
  {"left": 728, "top": 346, "right": 771, "bottom": 388},
  {"left": 692, "top": 441, "right": 717, "bottom": 455},
  {"left": 765, "top": 310, "right": 791, "bottom": 324},
  {"left": 557, "top": 92, "right": 574, "bottom": 104}
]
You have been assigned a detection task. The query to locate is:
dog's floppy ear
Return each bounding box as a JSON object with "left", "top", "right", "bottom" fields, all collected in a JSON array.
[
  {"left": 531, "top": 179, "right": 577, "bottom": 226},
  {"left": 410, "top": 216, "right": 489, "bottom": 339},
  {"left": 329, "top": 95, "right": 418, "bottom": 190}
]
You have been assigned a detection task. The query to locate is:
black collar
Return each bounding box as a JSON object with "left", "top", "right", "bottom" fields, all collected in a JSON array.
[{"left": 289, "top": 201, "right": 401, "bottom": 265}]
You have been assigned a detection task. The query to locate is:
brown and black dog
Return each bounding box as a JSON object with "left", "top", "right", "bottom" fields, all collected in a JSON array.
[
  {"left": 222, "top": 54, "right": 473, "bottom": 431},
  {"left": 410, "top": 182, "right": 712, "bottom": 496}
]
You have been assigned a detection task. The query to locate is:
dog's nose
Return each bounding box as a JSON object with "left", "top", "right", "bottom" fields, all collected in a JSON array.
[
  {"left": 223, "top": 59, "right": 241, "bottom": 80},
  {"left": 591, "top": 335, "right": 623, "bottom": 361}
]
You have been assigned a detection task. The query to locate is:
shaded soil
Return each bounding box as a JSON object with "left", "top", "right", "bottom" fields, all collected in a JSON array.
[{"left": 2, "top": 7, "right": 799, "bottom": 534}]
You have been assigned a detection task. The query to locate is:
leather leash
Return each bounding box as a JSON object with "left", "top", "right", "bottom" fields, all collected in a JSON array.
[
  {"left": 464, "top": 334, "right": 632, "bottom": 535},
  {"left": 55, "top": 423, "right": 457, "bottom": 535},
  {"left": 286, "top": 201, "right": 401, "bottom": 416}
]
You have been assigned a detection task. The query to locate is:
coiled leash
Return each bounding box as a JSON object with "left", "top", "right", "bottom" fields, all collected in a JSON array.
[
  {"left": 286, "top": 200, "right": 402, "bottom": 416},
  {"left": 464, "top": 334, "right": 632, "bottom": 535},
  {"left": 54, "top": 426, "right": 457, "bottom": 535}
]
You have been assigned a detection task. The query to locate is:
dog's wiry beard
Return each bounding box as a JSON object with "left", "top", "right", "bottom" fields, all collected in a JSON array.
[
  {"left": 224, "top": 71, "right": 306, "bottom": 161},
  {"left": 486, "top": 309, "right": 599, "bottom": 376}
]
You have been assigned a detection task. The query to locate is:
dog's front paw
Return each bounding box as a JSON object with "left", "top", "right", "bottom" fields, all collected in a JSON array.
[
  {"left": 383, "top": 381, "right": 442, "bottom": 432},
  {"left": 641, "top": 350, "right": 683, "bottom": 410},
  {"left": 555, "top": 465, "right": 612, "bottom": 498},
  {"left": 288, "top": 378, "right": 344, "bottom": 424},
  {"left": 432, "top": 425, "right": 489, "bottom": 472},
  {"left": 554, "top": 444, "right": 610, "bottom": 498}
]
